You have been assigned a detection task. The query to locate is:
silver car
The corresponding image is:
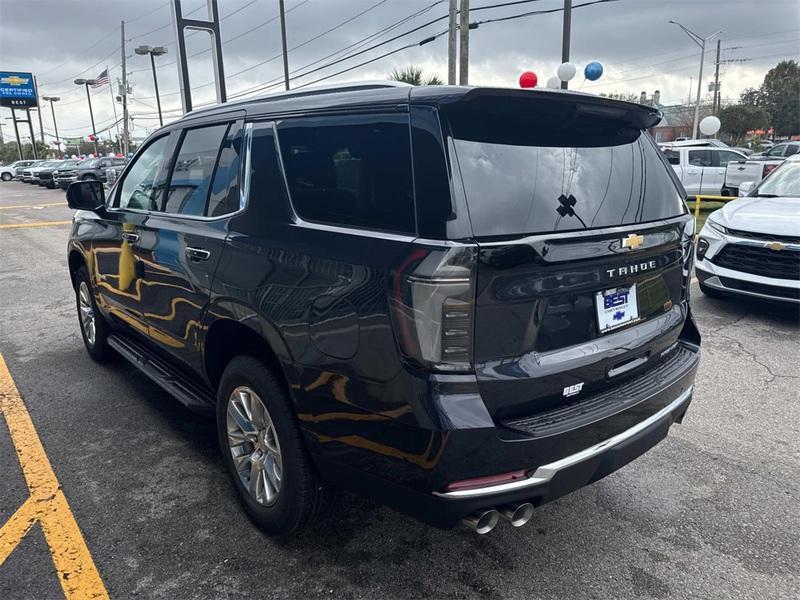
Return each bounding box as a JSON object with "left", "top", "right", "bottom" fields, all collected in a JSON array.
[{"left": 695, "top": 155, "right": 800, "bottom": 303}]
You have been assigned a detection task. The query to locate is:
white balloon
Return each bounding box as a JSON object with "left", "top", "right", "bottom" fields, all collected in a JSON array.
[
  {"left": 546, "top": 76, "right": 561, "bottom": 89},
  {"left": 557, "top": 62, "right": 576, "bottom": 82},
  {"left": 699, "top": 115, "right": 721, "bottom": 136}
]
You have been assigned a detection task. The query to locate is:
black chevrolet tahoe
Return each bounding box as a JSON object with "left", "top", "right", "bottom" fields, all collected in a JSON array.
[{"left": 66, "top": 83, "right": 700, "bottom": 536}]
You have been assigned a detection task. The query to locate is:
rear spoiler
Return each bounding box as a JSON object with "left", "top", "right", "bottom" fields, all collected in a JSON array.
[{"left": 412, "top": 86, "right": 662, "bottom": 130}]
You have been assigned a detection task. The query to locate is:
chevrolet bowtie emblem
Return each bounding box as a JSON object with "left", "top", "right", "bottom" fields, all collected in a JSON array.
[
  {"left": 622, "top": 233, "right": 644, "bottom": 250},
  {"left": 767, "top": 241, "right": 786, "bottom": 251}
]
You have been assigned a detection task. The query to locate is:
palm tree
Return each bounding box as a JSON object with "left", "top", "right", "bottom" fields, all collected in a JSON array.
[{"left": 389, "top": 66, "right": 443, "bottom": 86}]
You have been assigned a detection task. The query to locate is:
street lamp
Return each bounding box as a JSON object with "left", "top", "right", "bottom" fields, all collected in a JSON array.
[
  {"left": 41, "top": 96, "right": 61, "bottom": 155},
  {"left": 74, "top": 78, "right": 99, "bottom": 155},
  {"left": 135, "top": 45, "right": 168, "bottom": 126},
  {"left": 668, "top": 21, "right": 723, "bottom": 140}
]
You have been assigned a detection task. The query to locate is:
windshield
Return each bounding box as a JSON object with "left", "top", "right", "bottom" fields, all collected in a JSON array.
[
  {"left": 82, "top": 159, "right": 101, "bottom": 168},
  {"left": 755, "top": 161, "right": 800, "bottom": 197},
  {"left": 450, "top": 118, "right": 685, "bottom": 236}
]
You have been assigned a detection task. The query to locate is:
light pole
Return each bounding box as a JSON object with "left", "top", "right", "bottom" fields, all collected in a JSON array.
[
  {"left": 135, "top": 45, "right": 167, "bottom": 126},
  {"left": 42, "top": 96, "right": 61, "bottom": 155},
  {"left": 668, "top": 21, "right": 723, "bottom": 140},
  {"left": 0, "top": 122, "right": 5, "bottom": 145},
  {"left": 74, "top": 78, "right": 99, "bottom": 155}
]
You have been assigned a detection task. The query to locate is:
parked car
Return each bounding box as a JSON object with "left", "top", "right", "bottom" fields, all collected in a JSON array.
[
  {"left": 66, "top": 83, "right": 700, "bottom": 536},
  {"left": 696, "top": 155, "right": 800, "bottom": 303},
  {"left": 73, "top": 156, "right": 127, "bottom": 183},
  {"left": 750, "top": 140, "right": 800, "bottom": 160},
  {"left": 1, "top": 159, "right": 35, "bottom": 181},
  {"left": 662, "top": 146, "right": 748, "bottom": 197},
  {"left": 105, "top": 163, "right": 126, "bottom": 187},
  {"left": 723, "top": 156, "right": 784, "bottom": 196},
  {"left": 36, "top": 160, "right": 67, "bottom": 188},
  {"left": 21, "top": 160, "right": 58, "bottom": 183},
  {"left": 52, "top": 159, "right": 87, "bottom": 189}
]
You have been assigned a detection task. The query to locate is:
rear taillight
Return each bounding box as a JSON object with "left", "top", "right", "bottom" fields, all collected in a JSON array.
[
  {"left": 763, "top": 163, "right": 778, "bottom": 178},
  {"left": 390, "top": 245, "right": 478, "bottom": 372}
]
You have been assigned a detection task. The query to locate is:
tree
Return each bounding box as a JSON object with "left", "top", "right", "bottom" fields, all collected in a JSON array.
[
  {"left": 389, "top": 66, "right": 443, "bottom": 86},
  {"left": 719, "top": 103, "right": 770, "bottom": 144},
  {"left": 759, "top": 60, "right": 799, "bottom": 136}
]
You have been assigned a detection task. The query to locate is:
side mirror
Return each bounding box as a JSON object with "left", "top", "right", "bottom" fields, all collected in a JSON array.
[
  {"left": 66, "top": 180, "right": 106, "bottom": 212},
  {"left": 738, "top": 181, "right": 756, "bottom": 197}
]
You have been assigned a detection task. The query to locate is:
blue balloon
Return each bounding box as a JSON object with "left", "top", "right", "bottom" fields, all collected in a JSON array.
[{"left": 584, "top": 61, "right": 603, "bottom": 81}]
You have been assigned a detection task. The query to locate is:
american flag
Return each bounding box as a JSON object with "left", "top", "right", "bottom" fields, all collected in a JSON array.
[{"left": 91, "top": 69, "right": 110, "bottom": 88}]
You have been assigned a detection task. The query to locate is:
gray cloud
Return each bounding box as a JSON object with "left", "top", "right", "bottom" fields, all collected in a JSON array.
[{"left": 1, "top": 0, "right": 797, "bottom": 141}]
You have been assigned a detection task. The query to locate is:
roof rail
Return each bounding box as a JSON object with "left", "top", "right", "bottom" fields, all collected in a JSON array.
[{"left": 183, "top": 80, "right": 412, "bottom": 118}]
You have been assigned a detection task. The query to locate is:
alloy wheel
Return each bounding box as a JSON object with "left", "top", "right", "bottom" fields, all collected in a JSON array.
[
  {"left": 226, "top": 386, "right": 283, "bottom": 506},
  {"left": 78, "top": 281, "right": 96, "bottom": 346}
]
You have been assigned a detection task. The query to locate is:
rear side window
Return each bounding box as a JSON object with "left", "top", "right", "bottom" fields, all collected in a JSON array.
[
  {"left": 688, "top": 150, "right": 713, "bottom": 167},
  {"left": 276, "top": 114, "right": 415, "bottom": 234},
  {"left": 207, "top": 126, "right": 242, "bottom": 217},
  {"left": 162, "top": 124, "right": 228, "bottom": 216},
  {"left": 449, "top": 115, "right": 685, "bottom": 237}
]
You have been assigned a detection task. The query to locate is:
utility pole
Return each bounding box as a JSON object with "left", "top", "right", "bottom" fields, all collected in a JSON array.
[
  {"left": 458, "top": 0, "right": 470, "bottom": 85},
  {"left": 33, "top": 77, "right": 45, "bottom": 144},
  {"left": 669, "top": 21, "right": 723, "bottom": 139},
  {"left": 121, "top": 20, "right": 130, "bottom": 156},
  {"left": 561, "top": 0, "right": 572, "bottom": 89},
  {"left": 278, "top": 0, "right": 290, "bottom": 90},
  {"left": 712, "top": 38, "right": 721, "bottom": 115},
  {"left": 447, "top": 0, "right": 457, "bottom": 84},
  {"left": 106, "top": 65, "right": 121, "bottom": 151}
]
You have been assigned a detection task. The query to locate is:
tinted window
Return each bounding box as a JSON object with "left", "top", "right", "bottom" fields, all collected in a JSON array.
[
  {"left": 664, "top": 149, "right": 680, "bottom": 165},
  {"left": 450, "top": 122, "right": 684, "bottom": 236},
  {"left": 277, "top": 114, "right": 415, "bottom": 234},
  {"left": 688, "top": 150, "right": 713, "bottom": 167},
  {"left": 784, "top": 144, "right": 799, "bottom": 157},
  {"left": 246, "top": 122, "right": 291, "bottom": 223},
  {"left": 717, "top": 150, "right": 744, "bottom": 166},
  {"left": 117, "top": 136, "right": 170, "bottom": 210},
  {"left": 162, "top": 124, "right": 227, "bottom": 216},
  {"left": 207, "top": 126, "right": 242, "bottom": 217},
  {"left": 767, "top": 145, "right": 785, "bottom": 157}
]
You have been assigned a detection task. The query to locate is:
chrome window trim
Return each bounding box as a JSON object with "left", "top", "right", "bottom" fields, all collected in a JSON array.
[{"left": 433, "top": 386, "right": 694, "bottom": 499}]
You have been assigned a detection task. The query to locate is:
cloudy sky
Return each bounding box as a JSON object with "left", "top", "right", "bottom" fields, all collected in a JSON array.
[{"left": 1, "top": 0, "right": 797, "bottom": 143}]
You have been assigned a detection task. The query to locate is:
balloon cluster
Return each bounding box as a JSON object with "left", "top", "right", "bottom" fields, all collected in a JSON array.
[{"left": 518, "top": 61, "right": 604, "bottom": 89}]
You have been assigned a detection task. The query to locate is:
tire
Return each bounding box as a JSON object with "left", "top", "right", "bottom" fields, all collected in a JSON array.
[
  {"left": 699, "top": 281, "right": 725, "bottom": 299},
  {"left": 1, "top": 172, "right": 11, "bottom": 182},
  {"left": 217, "top": 356, "right": 334, "bottom": 535},
  {"left": 75, "top": 266, "right": 114, "bottom": 362},
  {"left": 82, "top": 174, "right": 97, "bottom": 181}
]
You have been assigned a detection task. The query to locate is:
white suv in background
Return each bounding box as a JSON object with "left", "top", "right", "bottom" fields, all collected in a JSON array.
[{"left": 695, "top": 155, "right": 800, "bottom": 303}]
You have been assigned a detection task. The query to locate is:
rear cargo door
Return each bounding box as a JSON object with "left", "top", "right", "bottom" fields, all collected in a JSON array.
[{"left": 445, "top": 98, "right": 693, "bottom": 421}]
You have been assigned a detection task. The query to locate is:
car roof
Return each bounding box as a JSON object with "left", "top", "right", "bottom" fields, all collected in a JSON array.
[{"left": 170, "top": 81, "right": 661, "bottom": 129}]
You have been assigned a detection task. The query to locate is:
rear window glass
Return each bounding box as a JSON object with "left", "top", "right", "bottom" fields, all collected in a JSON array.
[
  {"left": 277, "top": 114, "right": 415, "bottom": 234},
  {"left": 449, "top": 115, "right": 685, "bottom": 237}
]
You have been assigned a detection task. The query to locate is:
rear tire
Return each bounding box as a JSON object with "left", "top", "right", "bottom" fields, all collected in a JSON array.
[
  {"left": 1, "top": 172, "right": 11, "bottom": 182},
  {"left": 217, "top": 356, "right": 334, "bottom": 535},
  {"left": 75, "top": 266, "right": 113, "bottom": 362}
]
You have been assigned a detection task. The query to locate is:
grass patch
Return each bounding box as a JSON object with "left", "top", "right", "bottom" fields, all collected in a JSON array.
[{"left": 690, "top": 201, "right": 726, "bottom": 232}]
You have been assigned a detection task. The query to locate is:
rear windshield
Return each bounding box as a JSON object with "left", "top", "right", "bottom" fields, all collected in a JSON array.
[{"left": 449, "top": 116, "right": 685, "bottom": 237}]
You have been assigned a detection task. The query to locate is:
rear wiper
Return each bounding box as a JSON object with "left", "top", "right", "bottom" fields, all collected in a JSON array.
[{"left": 556, "top": 194, "right": 587, "bottom": 227}]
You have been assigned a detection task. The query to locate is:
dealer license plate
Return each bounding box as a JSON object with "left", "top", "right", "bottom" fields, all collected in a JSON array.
[{"left": 596, "top": 284, "right": 639, "bottom": 333}]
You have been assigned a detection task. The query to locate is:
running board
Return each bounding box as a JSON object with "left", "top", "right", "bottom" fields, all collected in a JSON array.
[{"left": 108, "top": 333, "right": 216, "bottom": 413}]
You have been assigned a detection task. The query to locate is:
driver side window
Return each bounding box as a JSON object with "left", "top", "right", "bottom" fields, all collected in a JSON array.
[{"left": 117, "top": 136, "right": 170, "bottom": 210}]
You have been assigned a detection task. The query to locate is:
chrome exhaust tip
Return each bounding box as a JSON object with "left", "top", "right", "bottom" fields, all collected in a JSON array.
[
  {"left": 462, "top": 509, "right": 500, "bottom": 534},
  {"left": 499, "top": 502, "right": 534, "bottom": 527}
]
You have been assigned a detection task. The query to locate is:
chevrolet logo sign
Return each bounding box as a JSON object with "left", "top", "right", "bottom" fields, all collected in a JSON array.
[
  {"left": 766, "top": 241, "right": 786, "bottom": 251},
  {"left": 622, "top": 233, "right": 644, "bottom": 250},
  {"left": 1, "top": 75, "right": 28, "bottom": 86}
]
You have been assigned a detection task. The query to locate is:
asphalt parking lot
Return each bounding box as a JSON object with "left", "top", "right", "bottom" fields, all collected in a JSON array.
[{"left": 1, "top": 180, "right": 798, "bottom": 600}]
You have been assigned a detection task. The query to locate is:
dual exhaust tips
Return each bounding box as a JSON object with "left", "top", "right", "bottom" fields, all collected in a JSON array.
[{"left": 462, "top": 503, "right": 534, "bottom": 534}]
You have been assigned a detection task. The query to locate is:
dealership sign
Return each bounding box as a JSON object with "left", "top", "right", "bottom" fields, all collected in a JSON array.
[{"left": 0, "top": 71, "right": 37, "bottom": 108}]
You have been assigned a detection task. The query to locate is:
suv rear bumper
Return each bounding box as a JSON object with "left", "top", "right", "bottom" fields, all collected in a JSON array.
[{"left": 313, "top": 342, "right": 699, "bottom": 529}]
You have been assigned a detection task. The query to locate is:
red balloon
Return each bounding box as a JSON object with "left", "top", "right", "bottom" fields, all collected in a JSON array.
[{"left": 519, "top": 71, "right": 538, "bottom": 88}]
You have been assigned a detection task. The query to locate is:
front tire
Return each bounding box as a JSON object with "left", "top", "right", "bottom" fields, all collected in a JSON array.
[
  {"left": 75, "top": 266, "right": 113, "bottom": 362},
  {"left": 217, "top": 356, "right": 332, "bottom": 535},
  {"left": 1, "top": 172, "right": 11, "bottom": 182}
]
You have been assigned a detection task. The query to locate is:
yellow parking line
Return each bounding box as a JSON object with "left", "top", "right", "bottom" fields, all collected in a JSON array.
[
  {"left": 0, "top": 220, "right": 72, "bottom": 230},
  {"left": 0, "top": 202, "right": 66, "bottom": 210},
  {"left": 0, "top": 353, "right": 108, "bottom": 599}
]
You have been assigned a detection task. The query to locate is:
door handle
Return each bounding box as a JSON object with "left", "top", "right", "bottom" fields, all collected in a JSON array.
[
  {"left": 185, "top": 247, "right": 211, "bottom": 261},
  {"left": 121, "top": 231, "right": 140, "bottom": 243}
]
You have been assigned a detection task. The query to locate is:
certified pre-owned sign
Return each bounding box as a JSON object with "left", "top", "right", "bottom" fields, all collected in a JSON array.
[{"left": 0, "top": 71, "right": 37, "bottom": 108}]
